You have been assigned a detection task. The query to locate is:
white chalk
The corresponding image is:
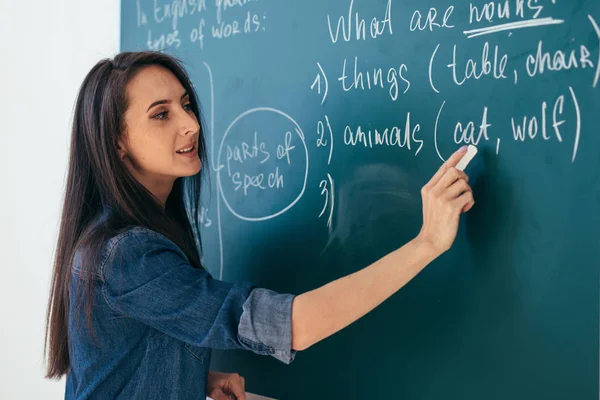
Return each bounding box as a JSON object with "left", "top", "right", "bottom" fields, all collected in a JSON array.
[{"left": 455, "top": 145, "right": 478, "bottom": 171}]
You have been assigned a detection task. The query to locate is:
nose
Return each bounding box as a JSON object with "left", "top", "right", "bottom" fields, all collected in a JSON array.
[{"left": 177, "top": 106, "right": 200, "bottom": 137}]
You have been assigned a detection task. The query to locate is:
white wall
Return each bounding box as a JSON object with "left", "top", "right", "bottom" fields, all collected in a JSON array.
[{"left": 0, "top": 1, "right": 120, "bottom": 398}]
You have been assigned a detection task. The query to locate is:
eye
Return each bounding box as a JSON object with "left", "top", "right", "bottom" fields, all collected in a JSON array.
[
  {"left": 183, "top": 103, "right": 193, "bottom": 111},
  {"left": 152, "top": 110, "right": 168, "bottom": 120}
]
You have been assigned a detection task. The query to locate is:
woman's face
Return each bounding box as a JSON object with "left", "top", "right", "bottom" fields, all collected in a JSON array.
[{"left": 119, "top": 65, "right": 201, "bottom": 203}]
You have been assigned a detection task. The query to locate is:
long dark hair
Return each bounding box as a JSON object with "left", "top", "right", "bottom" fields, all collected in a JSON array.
[{"left": 44, "top": 51, "right": 208, "bottom": 379}]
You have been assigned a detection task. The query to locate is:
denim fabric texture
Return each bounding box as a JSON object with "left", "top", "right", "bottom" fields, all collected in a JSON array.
[{"left": 65, "top": 225, "right": 295, "bottom": 399}]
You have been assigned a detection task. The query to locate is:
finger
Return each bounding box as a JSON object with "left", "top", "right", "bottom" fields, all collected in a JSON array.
[
  {"left": 462, "top": 200, "right": 475, "bottom": 213},
  {"left": 426, "top": 146, "right": 468, "bottom": 188},
  {"left": 462, "top": 193, "right": 476, "bottom": 212},
  {"left": 231, "top": 390, "right": 246, "bottom": 400},
  {"left": 229, "top": 379, "right": 246, "bottom": 400},
  {"left": 209, "top": 389, "right": 229, "bottom": 400},
  {"left": 454, "top": 191, "right": 475, "bottom": 213},
  {"left": 445, "top": 178, "right": 471, "bottom": 200},
  {"left": 433, "top": 168, "right": 463, "bottom": 194}
]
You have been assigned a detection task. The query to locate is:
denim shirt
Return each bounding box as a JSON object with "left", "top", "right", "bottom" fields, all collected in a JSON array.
[{"left": 66, "top": 226, "right": 296, "bottom": 399}]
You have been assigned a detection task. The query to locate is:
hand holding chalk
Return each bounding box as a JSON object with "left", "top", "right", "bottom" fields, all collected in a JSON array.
[
  {"left": 417, "top": 146, "right": 476, "bottom": 254},
  {"left": 456, "top": 145, "right": 478, "bottom": 171}
]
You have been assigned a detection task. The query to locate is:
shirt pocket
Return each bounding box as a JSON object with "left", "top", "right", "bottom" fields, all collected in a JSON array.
[
  {"left": 184, "top": 342, "right": 209, "bottom": 363},
  {"left": 149, "top": 329, "right": 167, "bottom": 340},
  {"left": 146, "top": 333, "right": 209, "bottom": 367}
]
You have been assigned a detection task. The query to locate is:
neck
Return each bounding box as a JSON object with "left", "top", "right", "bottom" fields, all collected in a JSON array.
[
  {"left": 133, "top": 172, "right": 174, "bottom": 209},
  {"left": 122, "top": 157, "right": 175, "bottom": 209}
]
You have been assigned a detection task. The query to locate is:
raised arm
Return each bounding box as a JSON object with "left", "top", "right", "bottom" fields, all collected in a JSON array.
[{"left": 291, "top": 147, "right": 474, "bottom": 350}]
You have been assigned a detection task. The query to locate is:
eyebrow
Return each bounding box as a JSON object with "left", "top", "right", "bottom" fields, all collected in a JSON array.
[{"left": 146, "top": 91, "right": 189, "bottom": 112}]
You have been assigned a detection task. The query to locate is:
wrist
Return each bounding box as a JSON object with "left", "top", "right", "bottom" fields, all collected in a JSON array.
[{"left": 411, "top": 234, "right": 444, "bottom": 262}]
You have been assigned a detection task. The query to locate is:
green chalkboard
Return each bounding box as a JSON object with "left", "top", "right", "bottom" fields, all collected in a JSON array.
[{"left": 121, "top": 1, "right": 600, "bottom": 398}]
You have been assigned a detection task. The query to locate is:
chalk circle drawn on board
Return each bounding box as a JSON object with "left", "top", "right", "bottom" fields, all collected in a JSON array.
[{"left": 216, "top": 107, "right": 309, "bottom": 222}]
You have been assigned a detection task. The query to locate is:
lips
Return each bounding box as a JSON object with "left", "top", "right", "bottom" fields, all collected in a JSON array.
[{"left": 176, "top": 142, "right": 196, "bottom": 154}]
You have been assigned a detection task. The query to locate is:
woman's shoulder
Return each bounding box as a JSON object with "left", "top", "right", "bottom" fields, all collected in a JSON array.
[
  {"left": 104, "top": 226, "right": 168, "bottom": 251},
  {"left": 98, "top": 225, "right": 195, "bottom": 285},
  {"left": 102, "top": 226, "right": 183, "bottom": 262},
  {"left": 73, "top": 225, "right": 183, "bottom": 278}
]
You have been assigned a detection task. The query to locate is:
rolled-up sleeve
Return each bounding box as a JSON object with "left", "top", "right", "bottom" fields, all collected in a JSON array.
[
  {"left": 99, "top": 227, "right": 296, "bottom": 364},
  {"left": 238, "top": 288, "right": 296, "bottom": 364}
]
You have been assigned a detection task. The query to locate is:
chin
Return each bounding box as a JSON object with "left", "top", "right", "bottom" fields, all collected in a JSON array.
[
  {"left": 179, "top": 169, "right": 201, "bottom": 178},
  {"left": 179, "top": 161, "right": 202, "bottom": 177}
]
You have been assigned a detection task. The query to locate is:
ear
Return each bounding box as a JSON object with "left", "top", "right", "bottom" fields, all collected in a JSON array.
[{"left": 116, "top": 136, "right": 128, "bottom": 160}]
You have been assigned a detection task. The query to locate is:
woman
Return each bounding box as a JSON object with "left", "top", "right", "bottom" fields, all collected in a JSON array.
[{"left": 44, "top": 51, "right": 474, "bottom": 399}]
